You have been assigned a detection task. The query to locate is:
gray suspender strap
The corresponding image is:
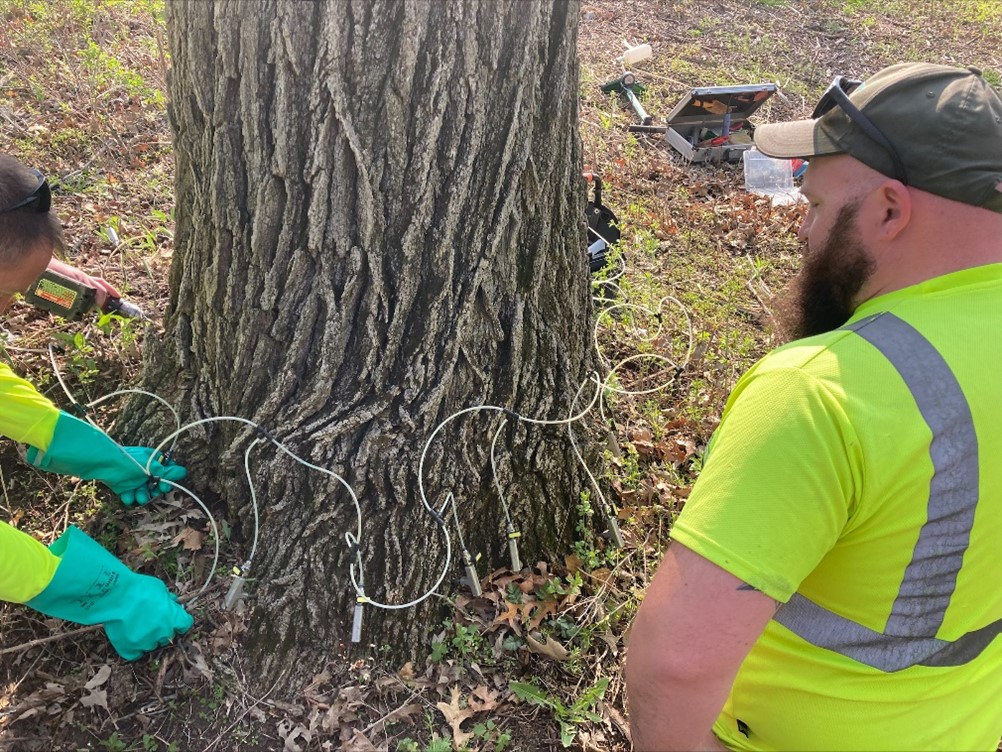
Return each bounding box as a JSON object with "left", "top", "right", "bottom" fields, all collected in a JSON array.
[{"left": 773, "top": 312, "right": 1002, "bottom": 672}]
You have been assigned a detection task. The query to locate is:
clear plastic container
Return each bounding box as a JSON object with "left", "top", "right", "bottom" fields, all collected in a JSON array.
[
  {"left": 619, "top": 43, "right": 652, "bottom": 67},
  {"left": 742, "top": 149, "right": 800, "bottom": 205}
]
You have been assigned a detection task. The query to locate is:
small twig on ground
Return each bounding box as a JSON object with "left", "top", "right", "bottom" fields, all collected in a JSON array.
[
  {"left": 201, "top": 677, "right": 282, "bottom": 752},
  {"left": 745, "top": 279, "right": 776, "bottom": 324},
  {"left": 0, "top": 591, "right": 203, "bottom": 656},
  {"left": 0, "top": 623, "right": 100, "bottom": 656},
  {"left": 362, "top": 674, "right": 437, "bottom": 737},
  {"left": 0, "top": 738, "right": 48, "bottom": 749}
]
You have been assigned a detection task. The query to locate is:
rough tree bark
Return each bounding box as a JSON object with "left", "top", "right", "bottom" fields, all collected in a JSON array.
[{"left": 127, "top": 0, "right": 596, "bottom": 694}]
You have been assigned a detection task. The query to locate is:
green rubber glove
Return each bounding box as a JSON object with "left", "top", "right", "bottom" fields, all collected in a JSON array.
[
  {"left": 25, "top": 526, "right": 193, "bottom": 660},
  {"left": 26, "top": 411, "right": 187, "bottom": 505}
]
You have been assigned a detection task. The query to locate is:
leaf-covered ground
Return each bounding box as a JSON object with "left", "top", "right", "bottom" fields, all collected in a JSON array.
[{"left": 0, "top": 1, "right": 999, "bottom": 750}]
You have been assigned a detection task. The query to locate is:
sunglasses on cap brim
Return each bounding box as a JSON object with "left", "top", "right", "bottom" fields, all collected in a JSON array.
[
  {"left": 810, "top": 75, "right": 909, "bottom": 185},
  {"left": 0, "top": 168, "right": 51, "bottom": 214}
]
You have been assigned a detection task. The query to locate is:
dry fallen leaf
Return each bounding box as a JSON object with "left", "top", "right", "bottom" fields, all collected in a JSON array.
[
  {"left": 303, "top": 668, "right": 332, "bottom": 702},
  {"left": 172, "top": 527, "right": 205, "bottom": 551},
  {"left": 630, "top": 427, "right": 657, "bottom": 457},
  {"left": 525, "top": 631, "right": 569, "bottom": 662},
  {"left": 341, "top": 730, "right": 378, "bottom": 752},
  {"left": 435, "top": 686, "right": 475, "bottom": 748},
  {"left": 80, "top": 688, "right": 108, "bottom": 710},
  {"left": 182, "top": 642, "right": 214, "bottom": 683},
  {"left": 381, "top": 702, "right": 422, "bottom": 726},
  {"left": 525, "top": 599, "right": 558, "bottom": 629},
  {"left": 278, "top": 719, "right": 312, "bottom": 752},
  {"left": 493, "top": 600, "right": 523, "bottom": 633},
  {"left": 85, "top": 665, "right": 112, "bottom": 690},
  {"left": 588, "top": 568, "right": 614, "bottom": 590},
  {"left": 564, "top": 553, "right": 583, "bottom": 574},
  {"left": 209, "top": 618, "right": 247, "bottom": 652},
  {"left": 398, "top": 662, "right": 415, "bottom": 681},
  {"left": 469, "top": 685, "right": 499, "bottom": 712}
]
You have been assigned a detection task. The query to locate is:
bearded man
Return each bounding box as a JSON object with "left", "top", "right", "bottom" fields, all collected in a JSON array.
[{"left": 625, "top": 63, "right": 1002, "bottom": 751}]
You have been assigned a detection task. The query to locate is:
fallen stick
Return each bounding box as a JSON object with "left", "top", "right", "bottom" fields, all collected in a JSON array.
[{"left": 0, "top": 591, "right": 202, "bottom": 656}]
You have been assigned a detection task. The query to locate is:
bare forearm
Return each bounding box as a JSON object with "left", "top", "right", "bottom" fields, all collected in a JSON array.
[
  {"left": 625, "top": 635, "right": 731, "bottom": 750},
  {"left": 629, "top": 702, "right": 726, "bottom": 750},
  {"left": 625, "top": 544, "right": 777, "bottom": 751},
  {"left": 47, "top": 258, "right": 120, "bottom": 306},
  {"left": 628, "top": 687, "right": 726, "bottom": 750}
]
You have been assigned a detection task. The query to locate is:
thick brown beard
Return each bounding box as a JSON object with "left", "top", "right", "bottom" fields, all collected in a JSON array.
[{"left": 775, "top": 202, "right": 876, "bottom": 341}]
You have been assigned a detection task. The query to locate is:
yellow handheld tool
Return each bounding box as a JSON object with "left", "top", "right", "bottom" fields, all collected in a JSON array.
[{"left": 24, "top": 269, "right": 144, "bottom": 320}]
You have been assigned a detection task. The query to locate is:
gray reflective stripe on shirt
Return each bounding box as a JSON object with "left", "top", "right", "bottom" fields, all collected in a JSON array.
[
  {"left": 777, "top": 594, "right": 952, "bottom": 671},
  {"left": 772, "top": 312, "right": 999, "bottom": 672},
  {"left": 851, "top": 313, "right": 979, "bottom": 636}
]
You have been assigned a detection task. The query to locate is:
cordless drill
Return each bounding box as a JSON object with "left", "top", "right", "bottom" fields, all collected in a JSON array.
[{"left": 24, "top": 269, "right": 144, "bottom": 320}]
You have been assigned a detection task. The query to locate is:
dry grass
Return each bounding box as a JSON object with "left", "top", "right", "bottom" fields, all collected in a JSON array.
[{"left": 0, "top": 0, "right": 999, "bottom": 750}]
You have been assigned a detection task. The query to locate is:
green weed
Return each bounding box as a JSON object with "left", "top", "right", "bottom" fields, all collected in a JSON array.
[
  {"left": 472, "top": 719, "right": 512, "bottom": 751},
  {"left": 98, "top": 732, "right": 127, "bottom": 752},
  {"left": 426, "top": 738, "right": 451, "bottom": 752},
  {"left": 430, "top": 619, "right": 490, "bottom": 663},
  {"left": 570, "top": 491, "right": 616, "bottom": 570},
  {"left": 51, "top": 330, "right": 99, "bottom": 383},
  {"left": 510, "top": 677, "right": 610, "bottom": 748}
]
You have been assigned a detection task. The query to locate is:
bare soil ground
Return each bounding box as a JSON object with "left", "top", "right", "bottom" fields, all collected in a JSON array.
[{"left": 1, "top": 1, "right": 999, "bottom": 750}]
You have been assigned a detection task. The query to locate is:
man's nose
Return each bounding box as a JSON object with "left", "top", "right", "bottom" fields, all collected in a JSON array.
[{"left": 797, "top": 220, "right": 811, "bottom": 243}]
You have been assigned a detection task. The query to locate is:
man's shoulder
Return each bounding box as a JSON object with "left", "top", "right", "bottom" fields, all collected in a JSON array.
[{"left": 754, "top": 327, "right": 862, "bottom": 374}]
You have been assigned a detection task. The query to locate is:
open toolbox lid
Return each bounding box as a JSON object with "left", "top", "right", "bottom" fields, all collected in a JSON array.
[{"left": 665, "top": 83, "right": 777, "bottom": 128}]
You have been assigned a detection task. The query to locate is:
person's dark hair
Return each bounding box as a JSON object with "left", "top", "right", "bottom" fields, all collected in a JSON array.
[{"left": 0, "top": 154, "right": 65, "bottom": 267}]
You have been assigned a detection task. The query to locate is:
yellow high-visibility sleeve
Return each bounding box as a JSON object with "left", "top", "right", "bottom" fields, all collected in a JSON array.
[
  {"left": 0, "top": 361, "right": 60, "bottom": 449},
  {"left": 673, "top": 264, "right": 1002, "bottom": 752},
  {"left": 0, "top": 521, "right": 59, "bottom": 603}
]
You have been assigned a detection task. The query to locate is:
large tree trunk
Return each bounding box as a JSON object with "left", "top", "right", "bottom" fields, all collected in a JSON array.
[{"left": 130, "top": 0, "right": 593, "bottom": 694}]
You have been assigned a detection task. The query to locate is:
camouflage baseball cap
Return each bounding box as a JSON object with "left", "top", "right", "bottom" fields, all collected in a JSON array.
[{"left": 754, "top": 62, "right": 1002, "bottom": 213}]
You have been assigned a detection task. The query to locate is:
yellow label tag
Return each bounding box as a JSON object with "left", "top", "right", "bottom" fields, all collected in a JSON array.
[{"left": 34, "top": 278, "right": 78, "bottom": 308}]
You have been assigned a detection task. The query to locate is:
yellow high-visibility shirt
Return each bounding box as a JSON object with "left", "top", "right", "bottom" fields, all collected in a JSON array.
[
  {"left": 0, "top": 522, "right": 60, "bottom": 602},
  {"left": 0, "top": 361, "right": 60, "bottom": 448},
  {"left": 0, "top": 361, "right": 62, "bottom": 602},
  {"left": 672, "top": 264, "right": 1002, "bottom": 751}
]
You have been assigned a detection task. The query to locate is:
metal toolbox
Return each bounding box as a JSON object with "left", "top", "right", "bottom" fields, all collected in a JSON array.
[{"left": 664, "top": 83, "right": 777, "bottom": 163}]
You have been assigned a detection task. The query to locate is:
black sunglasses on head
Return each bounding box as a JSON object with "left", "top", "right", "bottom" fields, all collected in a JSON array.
[
  {"left": 812, "top": 75, "right": 909, "bottom": 185},
  {"left": 0, "top": 168, "right": 51, "bottom": 214}
]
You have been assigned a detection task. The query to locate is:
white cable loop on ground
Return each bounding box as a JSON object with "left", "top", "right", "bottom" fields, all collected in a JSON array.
[
  {"left": 567, "top": 377, "right": 617, "bottom": 521},
  {"left": 416, "top": 373, "right": 603, "bottom": 517},
  {"left": 147, "top": 415, "right": 363, "bottom": 544},
  {"left": 37, "top": 233, "right": 699, "bottom": 624},
  {"left": 156, "top": 476, "right": 220, "bottom": 603},
  {"left": 489, "top": 420, "right": 516, "bottom": 530},
  {"left": 346, "top": 519, "right": 454, "bottom": 610}
]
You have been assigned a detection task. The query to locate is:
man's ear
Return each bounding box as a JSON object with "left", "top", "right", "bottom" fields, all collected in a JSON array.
[{"left": 874, "top": 180, "right": 912, "bottom": 241}]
